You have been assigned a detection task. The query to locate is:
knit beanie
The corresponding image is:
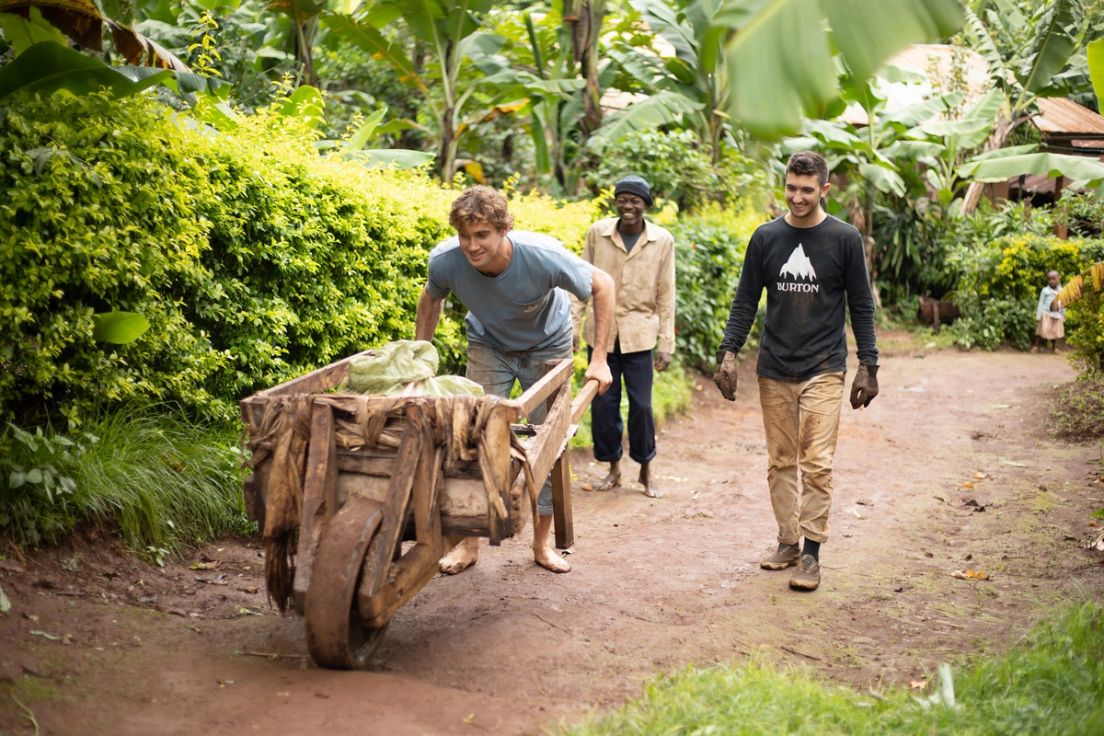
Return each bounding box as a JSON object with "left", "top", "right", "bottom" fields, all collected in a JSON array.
[{"left": 613, "top": 175, "right": 654, "bottom": 208}]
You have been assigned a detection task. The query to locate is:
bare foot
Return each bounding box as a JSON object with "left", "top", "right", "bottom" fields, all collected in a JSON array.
[
  {"left": 533, "top": 544, "right": 571, "bottom": 573},
  {"left": 595, "top": 460, "right": 621, "bottom": 491},
  {"left": 639, "top": 462, "right": 663, "bottom": 499},
  {"left": 439, "top": 536, "right": 480, "bottom": 574},
  {"left": 532, "top": 513, "right": 570, "bottom": 572}
]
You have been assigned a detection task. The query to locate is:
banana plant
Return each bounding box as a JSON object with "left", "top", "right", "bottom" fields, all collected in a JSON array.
[
  {"left": 326, "top": 0, "right": 581, "bottom": 183},
  {"left": 266, "top": 0, "right": 324, "bottom": 85},
  {"left": 562, "top": 0, "right": 605, "bottom": 136},
  {"left": 958, "top": 0, "right": 1102, "bottom": 211},
  {"left": 593, "top": 0, "right": 725, "bottom": 161},
  {"left": 0, "top": 39, "right": 222, "bottom": 104},
  {"left": 320, "top": 105, "right": 436, "bottom": 168},
  {"left": 714, "top": 0, "right": 964, "bottom": 139},
  {"left": 516, "top": 9, "right": 591, "bottom": 191}
]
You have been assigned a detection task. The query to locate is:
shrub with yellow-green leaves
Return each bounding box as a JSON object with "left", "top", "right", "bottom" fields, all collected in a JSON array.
[
  {"left": 0, "top": 93, "right": 600, "bottom": 423},
  {"left": 947, "top": 234, "right": 1104, "bottom": 351}
]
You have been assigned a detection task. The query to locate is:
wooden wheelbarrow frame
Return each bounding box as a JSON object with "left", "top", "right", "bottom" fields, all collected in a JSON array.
[{"left": 241, "top": 354, "right": 598, "bottom": 669}]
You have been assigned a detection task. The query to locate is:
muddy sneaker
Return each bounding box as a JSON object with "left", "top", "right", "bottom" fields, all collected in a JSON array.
[
  {"left": 789, "top": 555, "right": 821, "bottom": 590},
  {"left": 760, "top": 543, "right": 801, "bottom": 570}
]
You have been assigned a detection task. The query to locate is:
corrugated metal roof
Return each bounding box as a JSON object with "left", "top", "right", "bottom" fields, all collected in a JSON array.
[{"left": 1032, "top": 97, "right": 1104, "bottom": 136}]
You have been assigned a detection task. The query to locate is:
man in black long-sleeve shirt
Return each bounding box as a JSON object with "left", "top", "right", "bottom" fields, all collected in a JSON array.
[{"left": 713, "top": 151, "right": 879, "bottom": 591}]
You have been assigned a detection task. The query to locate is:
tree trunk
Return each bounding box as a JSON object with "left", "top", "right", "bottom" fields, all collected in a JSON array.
[
  {"left": 440, "top": 106, "right": 456, "bottom": 184},
  {"left": 567, "top": 0, "right": 604, "bottom": 137},
  {"left": 293, "top": 19, "right": 317, "bottom": 87}
]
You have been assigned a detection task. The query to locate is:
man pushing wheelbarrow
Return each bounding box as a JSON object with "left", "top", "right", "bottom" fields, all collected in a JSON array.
[{"left": 416, "top": 186, "right": 616, "bottom": 574}]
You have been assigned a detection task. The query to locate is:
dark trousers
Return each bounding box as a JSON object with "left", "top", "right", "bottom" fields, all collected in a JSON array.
[{"left": 589, "top": 340, "right": 656, "bottom": 465}]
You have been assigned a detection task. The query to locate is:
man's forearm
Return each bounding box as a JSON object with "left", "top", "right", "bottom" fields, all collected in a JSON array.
[
  {"left": 717, "top": 288, "right": 758, "bottom": 362},
  {"left": 717, "top": 241, "right": 762, "bottom": 363},
  {"left": 415, "top": 288, "right": 444, "bottom": 342},
  {"left": 589, "top": 269, "right": 615, "bottom": 360}
]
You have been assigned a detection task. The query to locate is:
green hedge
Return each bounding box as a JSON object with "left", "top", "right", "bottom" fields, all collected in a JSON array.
[
  {"left": 947, "top": 234, "right": 1104, "bottom": 351},
  {"left": 0, "top": 94, "right": 602, "bottom": 423}
]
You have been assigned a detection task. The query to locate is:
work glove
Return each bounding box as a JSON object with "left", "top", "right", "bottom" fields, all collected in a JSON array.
[
  {"left": 849, "top": 364, "right": 879, "bottom": 409},
  {"left": 654, "top": 351, "right": 672, "bottom": 372},
  {"left": 713, "top": 351, "right": 738, "bottom": 401}
]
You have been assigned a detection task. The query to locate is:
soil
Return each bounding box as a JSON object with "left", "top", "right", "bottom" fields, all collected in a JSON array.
[{"left": 2, "top": 330, "right": 1104, "bottom": 735}]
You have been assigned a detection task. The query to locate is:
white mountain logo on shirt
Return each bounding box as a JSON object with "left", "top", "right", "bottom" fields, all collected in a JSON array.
[
  {"left": 779, "top": 244, "right": 817, "bottom": 281},
  {"left": 777, "top": 244, "right": 819, "bottom": 293}
]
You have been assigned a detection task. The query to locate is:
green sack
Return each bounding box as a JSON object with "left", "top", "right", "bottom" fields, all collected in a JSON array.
[{"left": 340, "top": 340, "right": 484, "bottom": 398}]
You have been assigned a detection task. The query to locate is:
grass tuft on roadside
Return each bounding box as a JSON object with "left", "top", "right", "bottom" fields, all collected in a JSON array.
[
  {"left": 563, "top": 600, "right": 1104, "bottom": 735},
  {"left": 1, "top": 406, "right": 251, "bottom": 561},
  {"left": 1050, "top": 377, "right": 1104, "bottom": 443}
]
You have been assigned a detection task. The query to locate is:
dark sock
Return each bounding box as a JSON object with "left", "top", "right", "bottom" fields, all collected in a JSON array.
[{"left": 803, "top": 540, "right": 821, "bottom": 561}]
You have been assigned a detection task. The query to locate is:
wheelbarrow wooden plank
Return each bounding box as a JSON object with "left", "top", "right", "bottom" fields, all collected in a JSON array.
[
  {"left": 359, "top": 541, "right": 442, "bottom": 629},
  {"left": 362, "top": 407, "right": 425, "bottom": 598},
  {"left": 336, "top": 450, "right": 482, "bottom": 480},
  {"left": 502, "top": 358, "right": 574, "bottom": 419},
  {"left": 482, "top": 404, "right": 516, "bottom": 544},
  {"left": 293, "top": 402, "right": 339, "bottom": 614},
  {"left": 508, "top": 378, "right": 573, "bottom": 537},
  {"left": 359, "top": 407, "right": 447, "bottom": 626},
  {"left": 551, "top": 454, "right": 573, "bottom": 549},
  {"left": 256, "top": 349, "right": 376, "bottom": 398},
  {"left": 544, "top": 360, "right": 575, "bottom": 549}
]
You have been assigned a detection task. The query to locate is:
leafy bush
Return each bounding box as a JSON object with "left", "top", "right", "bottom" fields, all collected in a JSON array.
[
  {"left": 0, "top": 93, "right": 603, "bottom": 422},
  {"left": 0, "top": 406, "right": 249, "bottom": 556},
  {"left": 584, "top": 129, "right": 764, "bottom": 212},
  {"left": 872, "top": 198, "right": 1057, "bottom": 308},
  {"left": 871, "top": 196, "right": 957, "bottom": 303},
  {"left": 946, "top": 234, "right": 1104, "bottom": 351},
  {"left": 668, "top": 203, "right": 767, "bottom": 371}
]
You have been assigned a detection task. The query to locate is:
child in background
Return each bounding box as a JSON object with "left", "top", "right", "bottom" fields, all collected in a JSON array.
[{"left": 1032, "top": 270, "right": 1065, "bottom": 353}]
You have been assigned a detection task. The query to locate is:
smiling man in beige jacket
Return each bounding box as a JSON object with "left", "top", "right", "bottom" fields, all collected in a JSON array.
[{"left": 572, "top": 176, "right": 676, "bottom": 498}]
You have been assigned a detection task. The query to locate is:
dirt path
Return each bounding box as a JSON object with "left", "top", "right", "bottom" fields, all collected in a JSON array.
[{"left": 3, "top": 333, "right": 1103, "bottom": 735}]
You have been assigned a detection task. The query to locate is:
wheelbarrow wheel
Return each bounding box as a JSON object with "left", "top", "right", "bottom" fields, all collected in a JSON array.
[{"left": 304, "top": 496, "right": 386, "bottom": 670}]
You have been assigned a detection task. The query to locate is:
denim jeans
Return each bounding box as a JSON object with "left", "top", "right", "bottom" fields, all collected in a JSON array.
[{"left": 466, "top": 341, "right": 572, "bottom": 516}]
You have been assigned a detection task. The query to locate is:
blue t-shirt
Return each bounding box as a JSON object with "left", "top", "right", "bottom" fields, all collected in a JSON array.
[{"left": 427, "top": 230, "right": 594, "bottom": 353}]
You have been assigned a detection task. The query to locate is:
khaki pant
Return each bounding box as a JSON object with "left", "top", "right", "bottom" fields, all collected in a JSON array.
[{"left": 757, "top": 372, "right": 845, "bottom": 545}]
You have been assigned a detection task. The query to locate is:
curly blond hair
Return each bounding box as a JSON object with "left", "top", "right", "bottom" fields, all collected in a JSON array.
[{"left": 448, "top": 186, "right": 514, "bottom": 232}]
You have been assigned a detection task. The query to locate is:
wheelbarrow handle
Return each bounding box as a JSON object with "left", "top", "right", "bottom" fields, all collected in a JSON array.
[{"left": 571, "top": 379, "right": 601, "bottom": 424}]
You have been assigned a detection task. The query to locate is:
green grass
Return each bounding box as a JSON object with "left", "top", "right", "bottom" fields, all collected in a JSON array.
[
  {"left": 563, "top": 600, "right": 1104, "bottom": 735},
  {"left": 0, "top": 405, "right": 251, "bottom": 560}
]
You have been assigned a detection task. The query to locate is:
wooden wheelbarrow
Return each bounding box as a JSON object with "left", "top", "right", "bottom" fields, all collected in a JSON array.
[{"left": 241, "top": 354, "right": 597, "bottom": 669}]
